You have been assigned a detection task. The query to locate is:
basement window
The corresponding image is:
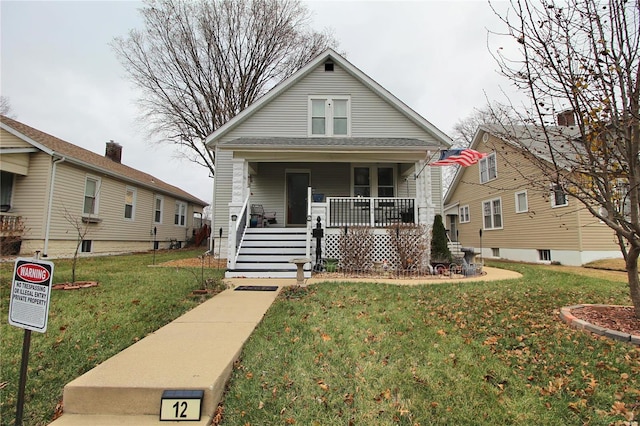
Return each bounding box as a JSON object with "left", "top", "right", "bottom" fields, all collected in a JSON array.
[{"left": 81, "top": 240, "right": 92, "bottom": 253}]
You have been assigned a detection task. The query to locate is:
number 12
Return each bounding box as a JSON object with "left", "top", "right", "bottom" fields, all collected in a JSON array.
[{"left": 172, "top": 400, "right": 188, "bottom": 418}]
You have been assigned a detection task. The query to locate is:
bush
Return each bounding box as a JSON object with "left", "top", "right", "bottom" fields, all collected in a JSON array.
[{"left": 430, "top": 214, "right": 452, "bottom": 263}]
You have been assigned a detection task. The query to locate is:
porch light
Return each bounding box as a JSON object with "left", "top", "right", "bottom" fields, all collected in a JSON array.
[{"left": 231, "top": 214, "right": 238, "bottom": 222}]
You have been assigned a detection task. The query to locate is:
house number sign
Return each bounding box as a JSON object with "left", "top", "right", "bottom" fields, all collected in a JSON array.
[{"left": 160, "top": 390, "right": 204, "bottom": 421}]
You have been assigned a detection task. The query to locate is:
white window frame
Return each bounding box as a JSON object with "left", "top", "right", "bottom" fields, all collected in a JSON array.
[
  {"left": 538, "top": 249, "right": 552, "bottom": 262},
  {"left": 154, "top": 195, "right": 164, "bottom": 224},
  {"left": 174, "top": 201, "right": 187, "bottom": 227},
  {"left": 124, "top": 186, "right": 136, "bottom": 221},
  {"left": 482, "top": 197, "right": 503, "bottom": 230},
  {"left": 459, "top": 205, "right": 470, "bottom": 223},
  {"left": 308, "top": 96, "right": 351, "bottom": 137},
  {"left": 350, "top": 164, "right": 396, "bottom": 197},
  {"left": 479, "top": 152, "right": 497, "bottom": 184},
  {"left": 550, "top": 183, "right": 568, "bottom": 208},
  {"left": 83, "top": 175, "right": 101, "bottom": 215},
  {"left": 515, "top": 190, "right": 528, "bottom": 213}
]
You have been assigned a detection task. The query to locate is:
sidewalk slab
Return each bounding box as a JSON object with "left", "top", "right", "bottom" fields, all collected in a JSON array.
[{"left": 51, "top": 285, "right": 283, "bottom": 425}]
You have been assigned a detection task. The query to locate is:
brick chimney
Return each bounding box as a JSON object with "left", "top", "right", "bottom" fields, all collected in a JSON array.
[
  {"left": 557, "top": 110, "right": 576, "bottom": 126},
  {"left": 105, "top": 140, "right": 122, "bottom": 163}
]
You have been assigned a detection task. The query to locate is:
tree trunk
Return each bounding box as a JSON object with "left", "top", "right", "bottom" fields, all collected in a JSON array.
[{"left": 625, "top": 246, "right": 640, "bottom": 319}]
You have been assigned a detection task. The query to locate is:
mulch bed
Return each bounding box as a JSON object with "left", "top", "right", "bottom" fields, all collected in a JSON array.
[
  {"left": 570, "top": 305, "right": 640, "bottom": 336},
  {"left": 52, "top": 281, "right": 99, "bottom": 290}
]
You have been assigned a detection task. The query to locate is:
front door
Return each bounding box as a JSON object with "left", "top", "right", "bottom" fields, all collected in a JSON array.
[
  {"left": 448, "top": 215, "right": 458, "bottom": 242},
  {"left": 286, "top": 172, "right": 309, "bottom": 225}
]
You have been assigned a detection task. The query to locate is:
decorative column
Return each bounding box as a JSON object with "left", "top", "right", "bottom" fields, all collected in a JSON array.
[
  {"left": 415, "top": 159, "right": 435, "bottom": 227},
  {"left": 228, "top": 159, "right": 249, "bottom": 268}
]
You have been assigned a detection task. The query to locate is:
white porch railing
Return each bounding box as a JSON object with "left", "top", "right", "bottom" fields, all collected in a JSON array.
[{"left": 326, "top": 197, "right": 416, "bottom": 228}]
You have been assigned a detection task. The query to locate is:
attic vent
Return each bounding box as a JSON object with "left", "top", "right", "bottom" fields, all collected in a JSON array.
[{"left": 324, "top": 61, "right": 334, "bottom": 72}]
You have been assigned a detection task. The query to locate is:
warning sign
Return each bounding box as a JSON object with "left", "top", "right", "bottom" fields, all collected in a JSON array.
[{"left": 8, "top": 258, "right": 54, "bottom": 333}]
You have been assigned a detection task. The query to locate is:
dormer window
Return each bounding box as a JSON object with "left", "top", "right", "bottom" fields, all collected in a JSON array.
[{"left": 308, "top": 96, "right": 350, "bottom": 136}]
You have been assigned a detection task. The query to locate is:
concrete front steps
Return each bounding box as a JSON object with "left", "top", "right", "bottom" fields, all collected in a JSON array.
[
  {"left": 49, "top": 285, "right": 282, "bottom": 425},
  {"left": 225, "top": 227, "right": 312, "bottom": 279}
]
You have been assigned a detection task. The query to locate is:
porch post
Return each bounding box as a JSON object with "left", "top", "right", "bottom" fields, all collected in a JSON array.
[
  {"left": 228, "top": 159, "right": 248, "bottom": 269},
  {"left": 415, "top": 159, "right": 434, "bottom": 265}
]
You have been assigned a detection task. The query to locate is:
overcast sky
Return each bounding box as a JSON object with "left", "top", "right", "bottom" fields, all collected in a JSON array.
[{"left": 1, "top": 0, "right": 522, "bottom": 205}]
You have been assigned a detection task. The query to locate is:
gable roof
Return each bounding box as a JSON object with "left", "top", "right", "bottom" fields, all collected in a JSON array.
[
  {"left": 205, "top": 49, "right": 452, "bottom": 147},
  {"left": 0, "top": 115, "right": 207, "bottom": 206},
  {"left": 443, "top": 123, "right": 582, "bottom": 205}
]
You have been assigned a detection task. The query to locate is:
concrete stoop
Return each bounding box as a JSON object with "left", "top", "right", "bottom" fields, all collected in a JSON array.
[{"left": 49, "top": 286, "right": 283, "bottom": 425}]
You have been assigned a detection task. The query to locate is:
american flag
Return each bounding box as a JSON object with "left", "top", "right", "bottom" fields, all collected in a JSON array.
[{"left": 429, "top": 149, "right": 488, "bottom": 167}]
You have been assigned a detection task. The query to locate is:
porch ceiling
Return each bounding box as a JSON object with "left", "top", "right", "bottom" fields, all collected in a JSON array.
[{"left": 221, "top": 137, "right": 438, "bottom": 163}]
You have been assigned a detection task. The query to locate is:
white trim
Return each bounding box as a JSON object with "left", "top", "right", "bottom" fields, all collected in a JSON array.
[
  {"left": 350, "top": 164, "right": 397, "bottom": 198},
  {"left": 515, "top": 190, "right": 528, "bottom": 213},
  {"left": 124, "top": 186, "right": 136, "bottom": 221},
  {"left": 307, "top": 95, "right": 351, "bottom": 137},
  {"left": 550, "top": 183, "right": 568, "bottom": 208},
  {"left": 174, "top": 201, "right": 187, "bottom": 227},
  {"left": 482, "top": 197, "right": 503, "bottom": 230},
  {"left": 83, "top": 175, "right": 101, "bottom": 216},
  {"left": 459, "top": 205, "right": 470, "bottom": 223},
  {"left": 154, "top": 195, "right": 164, "bottom": 224},
  {"left": 479, "top": 152, "right": 497, "bottom": 184}
]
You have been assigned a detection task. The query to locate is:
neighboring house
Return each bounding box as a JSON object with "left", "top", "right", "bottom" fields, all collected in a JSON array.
[
  {"left": 0, "top": 115, "right": 208, "bottom": 258},
  {"left": 205, "top": 49, "right": 452, "bottom": 278},
  {"left": 443, "top": 123, "right": 621, "bottom": 266}
]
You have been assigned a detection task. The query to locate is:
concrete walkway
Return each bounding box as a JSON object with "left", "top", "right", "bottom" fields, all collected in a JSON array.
[{"left": 49, "top": 267, "right": 521, "bottom": 425}]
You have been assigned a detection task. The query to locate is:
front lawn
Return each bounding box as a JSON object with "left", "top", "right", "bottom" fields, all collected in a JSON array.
[
  {"left": 0, "top": 249, "right": 223, "bottom": 426},
  {"left": 219, "top": 261, "right": 639, "bottom": 425}
]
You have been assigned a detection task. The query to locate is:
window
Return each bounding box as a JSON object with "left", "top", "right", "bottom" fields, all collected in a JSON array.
[
  {"left": 483, "top": 198, "right": 502, "bottom": 230},
  {"left": 377, "top": 167, "right": 394, "bottom": 197},
  {"left": 352, "top": 165, "right": 396, "bottom": 197},
  {"left": 479, "top": 153, "right": 497, "bottom": 184},
  {"left": 154, "top": 196, "right": 163, "bottom": 224},
  {"left": 459, "top": 205, "right": 470, "bottom": 223},
  {"left": 0, "top": 171, "right": 14, "bottom": 210},
  {"left": 308, "top": 96, "right": 350, "bottom": 136},
  {"left": 83, "top": 176, "right": 100, "bottom": 215},
  {"left": 538, "top": 249, "right": 551, "bottom": 261},
  {"left": 492, "top": 248, "right": 500, "bottom": 257},
  {"left": 81, "top": 240, "right": 92, "bottom": 253},
  {"left": 124, "top": 187, "right": 136, "bottom": 220},
  {"left": 515, "top": 191, "right": 528, "bottom": 213},
  {"left": 174, "top": 201, "right": 186, "bottom": 226},
  {"left": 550, "top": 183, "right": 568, "bottom": 207}
]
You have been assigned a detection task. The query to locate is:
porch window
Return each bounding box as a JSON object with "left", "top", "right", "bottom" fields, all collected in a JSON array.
[
  {"left": 353, "top": 167, "right": 370, "bottom": 197},
  {"left": 479, "top": 153, "right": 497, "bottom": 184},
  {"left": 377, "top": 167, "right": 394, "bottom": 197},
  {"left": 174, "top": 201, "right": 186, "bottom": 226},
  {"left": 308, "top": 96, "right": 350, "bottom": 136},
  {"left": 154, "top": 195, "right": 163, "bottom": 224},
  {"left": 483, "top": 198, "right": 502, "bottom": 230},
  {"left": 124, "top": 187, "right": 136, "bottom": 220},
  {"left": 352, "top": 165, "right": 396, "bottom": 198},
  {"left": 515, "top": 190, "right": 528, "bottom": 213},
  {"left": 459, "top": 205, "right": 470, "bottom": 223},
  {"left": 550, "top": 183, "right": 568, "bottom": 207},
  {"left": 83, "top": 176, "right": 100, "bottom": 215}
]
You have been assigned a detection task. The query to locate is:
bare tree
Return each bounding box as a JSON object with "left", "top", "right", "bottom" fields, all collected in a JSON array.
[
  {"left": 490, "top": 0, "right": 640, "bottom": 316},
  {"left": 0, "top": 96, "right": 15, "bottom": 117},
  {"left": 451, "top": 102, "right": 516, "bottom": 147},
  {"left": 112, "top": 0, "right": 337, "bottom": 176}
]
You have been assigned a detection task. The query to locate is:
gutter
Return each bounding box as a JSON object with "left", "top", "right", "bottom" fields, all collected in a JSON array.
[{"left": 43, "top": 155, "right": 65, "bottom": 257}]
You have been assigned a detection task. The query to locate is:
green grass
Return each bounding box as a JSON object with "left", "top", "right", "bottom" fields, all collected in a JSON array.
[
  {"left": 219, "top": 261, "right": 640, "bottom": 425},
  {"left": 0, "top": 249, "right": 224, "bottom": 426}
]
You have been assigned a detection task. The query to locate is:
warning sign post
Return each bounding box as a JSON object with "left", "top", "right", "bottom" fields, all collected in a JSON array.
[{"left": 8, "top": 256, "right": 54, "bottom": 426}]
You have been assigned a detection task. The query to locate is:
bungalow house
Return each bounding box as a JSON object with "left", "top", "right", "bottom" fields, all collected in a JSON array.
[
  {"left": 205, "top": 49, "right": 452, "bottom": 278},
  {"left": 443, "top": 123, "right": 621, "bottom": 266},
  {"left": 0, "top": 115, "right": 208, "bottom": 258}
]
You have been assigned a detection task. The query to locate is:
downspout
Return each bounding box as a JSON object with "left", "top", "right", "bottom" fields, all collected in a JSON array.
[
  {"left": 208, "top": 144, "right": 218, "bottom": 254},
  {"left": 43, "top": 155, "right": 65, "bottom": 257}
]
